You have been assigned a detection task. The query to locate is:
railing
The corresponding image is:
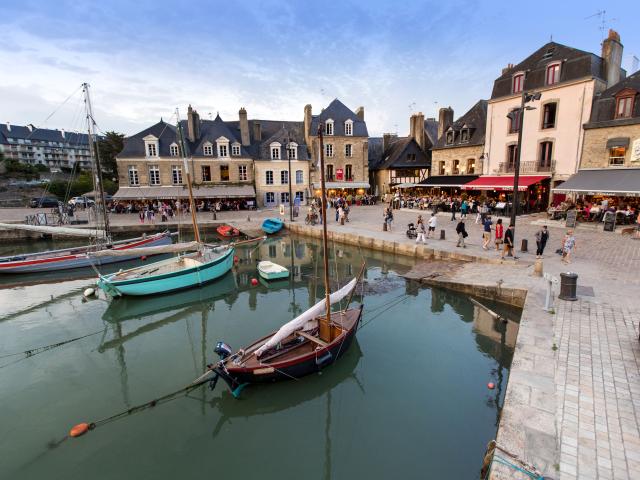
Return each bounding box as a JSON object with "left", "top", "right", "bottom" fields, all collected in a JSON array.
[
  {"left": 497, "top": 160, "right": 555, "bottom": 174},
  {"left": 325, "top": 175, "right": 335, "bottom": 181}
]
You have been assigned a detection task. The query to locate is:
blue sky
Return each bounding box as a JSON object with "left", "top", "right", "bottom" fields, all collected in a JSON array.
[{"left": 1, "top": 0, "right": 638, "bottom": 137}]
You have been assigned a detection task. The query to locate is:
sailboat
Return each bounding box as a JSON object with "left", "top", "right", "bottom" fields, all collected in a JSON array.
[
  {"left": 0, "top": 83, "right": 173, "bottom": 274},
  {"left": 95, "top": 109, "right": 236, "bottom": 297},
  {"left": 197, "top": 124, "right": 365, "bottom": 397}
]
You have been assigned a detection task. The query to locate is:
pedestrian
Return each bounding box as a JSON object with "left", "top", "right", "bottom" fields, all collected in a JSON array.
[
  {"left": 461, "top": 199, "right": 468, "bottom": 218},
  {"left": 338, "top": 205, "right": 345, "bottom": 225},
  {"left": 139, "top": 209, "right": 145, "bottom": 224},
  {"left": 561, "top": 229, "right": 576, "bottom": 264},
  {"left": 455, "top": 218, "right": 467, "bottom": 248},
  {"left": 335, "top": 204, "right": 340, "bottom": 222},
  {"left": 502, "top": 223, "right": 515, "bottom": 259},
  {"left": 384, "top": 207, "right": 393, "bottom": 231},
  {"left": 427, "top": 212, "right": 437, "bottom": 238},
  {"left": 450, "top": 199, "right": 457, "bottom": 221},
  {"left": 482, "top": 216, "right": 493, "bottom": 250},
  {"left": 494, "top": 218, "right": 504, "bottom": 251},
  {"left": 416, "top": 215, "right": 427, "bottom": 244},
  {"left": 535, "top": 225, "right": 549, "bottom": 258}
]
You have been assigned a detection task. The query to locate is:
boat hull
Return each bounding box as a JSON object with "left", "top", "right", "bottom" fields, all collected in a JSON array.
[
  {"left": 257, "top": 261, "right": 289, "bottom": 281},
  {"left": 97, "top": 247, "right": 235, "bottom": 297},
  {"left": 0, "top": 233, "right": 173, "bottom": 273},
  {"left": 261, "top": 218, "right": 284, "bottom": 234}
]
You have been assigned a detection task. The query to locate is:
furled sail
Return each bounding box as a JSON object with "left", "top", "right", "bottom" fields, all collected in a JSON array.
[
  {"left": 0, "top": 223, "right": 106, "bottom": 238},
  {"left": 254, "top": 277, "right": 357, "bottom": 357},
  {"left": 88, "top": 241, "right": 200, "bottom": 257}
]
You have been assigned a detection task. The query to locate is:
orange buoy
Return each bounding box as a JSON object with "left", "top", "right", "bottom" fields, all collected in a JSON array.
[
  {"left": 487, "top": 382, "right": 495, "bottom": 390},
  {"left": 233, "top": 255, "right": 239, "bottom": 264},
  {"left": 70, "top": 422, "right": 90, "bottom": 438},
  {"left": 251, "top": 278, "right": 258, "bottom": 286}
]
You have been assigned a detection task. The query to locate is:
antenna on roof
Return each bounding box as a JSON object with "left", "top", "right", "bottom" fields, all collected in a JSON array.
[
  {"left": 408, "top": 102, "right": 416, "bottom": 112},
  {"left": 585, "top": 10, "right": 616, "bottom": 42}
]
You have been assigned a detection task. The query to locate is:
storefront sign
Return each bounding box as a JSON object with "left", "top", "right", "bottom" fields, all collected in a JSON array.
[
  {"left": 336, "top": 169, "right": 344, "bottom": 180},
  {"left": 631, "top": 138, "right": 640, "bottom": 163},
  {"left": 566, "top": 210, "right": 577, "bottom": 228}
]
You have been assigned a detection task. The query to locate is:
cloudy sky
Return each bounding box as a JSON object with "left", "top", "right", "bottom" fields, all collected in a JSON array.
[{"left": 1, "top": 0, "right": 638, "bottom": 137}]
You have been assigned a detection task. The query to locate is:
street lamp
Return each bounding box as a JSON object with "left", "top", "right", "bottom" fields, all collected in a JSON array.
[
  {"left": 284, "top": 131, "right": 294, "bottom": 221},
  {"left": 506, "top": 90, "right": 541, "bottom": 248}
]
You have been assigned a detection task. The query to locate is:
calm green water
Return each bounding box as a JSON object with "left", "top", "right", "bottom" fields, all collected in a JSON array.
[{"left": 0, "top": 234, "right": 519, "bottom": 480}]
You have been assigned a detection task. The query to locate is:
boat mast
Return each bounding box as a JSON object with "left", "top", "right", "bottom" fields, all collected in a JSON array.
[
  {"left": 317, "top": 126, "right": 332, "bottom": 326},
  {"left": 175, "top": 108, "right": 201, "bottom": 244},
  {"left": 83, "top": 83, "right": 111, "bottom": 245}
]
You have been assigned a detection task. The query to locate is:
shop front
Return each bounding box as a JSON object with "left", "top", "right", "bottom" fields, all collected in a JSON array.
[
  {"left": 112, "top": 185, "right": 257, "bottom": 211},
  {"left": 311, "top": 181, "right": 371, "bottom": 204},
  {"left": 418, "top": 175, "right": 479, "bottom": 195},
  {"left": 462, "top": 175, "right": 551, "bottom": 214}
]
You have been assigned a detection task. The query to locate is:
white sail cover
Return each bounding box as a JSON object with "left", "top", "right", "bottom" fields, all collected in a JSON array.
[
  {"left": 88, "top": 241, "right": 200, "bottom": 257},
  {"left": 0, "top": 223, "right": 106, "bottom": 238},
  {"left": 254, "top": 277, "right": 357, "bottom": 357}
]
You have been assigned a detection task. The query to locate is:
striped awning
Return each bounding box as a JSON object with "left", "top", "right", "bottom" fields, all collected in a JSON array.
[
  {"left": 552, "top": 168, "right": 640, "bottom": 197},
  {"left": 113, "top": 185, "right": 256, "bottom": 200},
  {"left": 311, "top": 182, "right": 370, "bottom": 190}
]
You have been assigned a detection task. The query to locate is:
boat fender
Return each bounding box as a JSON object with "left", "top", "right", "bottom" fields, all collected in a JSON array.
[
  {"left": 251, "top": 278, "right": 258, "bottom": 286},
  {"left": 315, "top": 351, "right": 333, "bottom": 368},
  {"left": 487, "top": 382, "right": 495, "bottom": 390},
  {"left": 214, "top": 341, "right": 233, "bottom": 360},
  {"left": 233, "top": 255, "right": 239, "bottom": 264},
  {"left": 69, "top": 422, "right": 90, "bottom": 438},
  {"left": 83, "top": 287, "right": 96, "bottom": 298},
  {"left": 141, "top": 255, "right": 147, "bottom": 261}
]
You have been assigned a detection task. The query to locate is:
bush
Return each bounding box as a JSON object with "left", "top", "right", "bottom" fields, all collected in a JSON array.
[{"left": 35, "top": 164, "right": 50, "bottom": 172}]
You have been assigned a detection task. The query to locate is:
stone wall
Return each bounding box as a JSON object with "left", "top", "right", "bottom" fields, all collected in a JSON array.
[
  {"left": 581, "top": 124, "right": 640, "bottom": 168},
  {"left": 431, "top": 144, "right": 484, "bottom": 175},
  {"left": 307, "top": 136, "right": 369, "bottom": 186},
  {"left": 254, "top": 159, "right": 310, "bottom": 207}
]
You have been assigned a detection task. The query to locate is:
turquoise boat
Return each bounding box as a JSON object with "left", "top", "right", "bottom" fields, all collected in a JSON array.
[
  {"left": 261, "top": 218, "right": 284, "bottom": 234},
  {"left": 257, "top": 260, "right": 289, "bottom": 281},
  {"left": 97, "top": 246, "right": 234, "bottom": 297}
]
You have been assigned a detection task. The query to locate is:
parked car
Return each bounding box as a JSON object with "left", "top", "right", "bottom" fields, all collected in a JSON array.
[
  {"left": 29, "top": 197, "right": 60, "bottom": 208},
  {"left": 68, "top": 196, "right": 96, "bottom": 208}
]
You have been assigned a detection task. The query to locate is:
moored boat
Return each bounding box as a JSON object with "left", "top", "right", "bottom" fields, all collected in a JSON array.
[
  {"left": 261, "top": 218, "right": 284, "bottom": 234},
  {"left": 257, "top": 260, "right": 289, "bottom": 280},
  {"left": 217, "top": 225, "right": 240, "bottom": 237}
]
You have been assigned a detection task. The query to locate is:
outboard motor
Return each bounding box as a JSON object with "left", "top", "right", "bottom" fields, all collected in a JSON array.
[{"left": 214, "top": 341, "right": 233, "bottom": 360}]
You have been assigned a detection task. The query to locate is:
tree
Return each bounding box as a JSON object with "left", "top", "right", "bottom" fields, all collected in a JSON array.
[{"left": 97, "top": 131, "right": 125, "bottom": 179}]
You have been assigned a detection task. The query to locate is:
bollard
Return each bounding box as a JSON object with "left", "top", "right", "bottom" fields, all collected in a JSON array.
[
  {"left": 533, "top": 259, "right": 543, "bottom": 277},
  {"left": 213, "top": 211, "right": 217, "bottom": 220},
  {"left": 247, "top": 215, "right": 251, "bottom": 222},
  {"left": 521, "top": 238, "right": 528, "bottom": 252},
  {"left": 558, "top": 272, "right": 578, "bottom": 301},
  {"left": 383, "top": 222, "right": 387, "bottom": 231},
  {"left": 440, "top": 229, "right": 445, "bottom": 240},
  {"left": 543, "top": 272, "right": 558, "bottom": 311}
]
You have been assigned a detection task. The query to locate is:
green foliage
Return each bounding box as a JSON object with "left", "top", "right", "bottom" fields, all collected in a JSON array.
[
  {"left": 48, "top": 172, "right": 96, "bottom": 200},
  {"left": 97, "top": 131, "right": 125, "bottom": 177},
  {"left": 2, "top": 158, "right": 43, "bottom": 179}
]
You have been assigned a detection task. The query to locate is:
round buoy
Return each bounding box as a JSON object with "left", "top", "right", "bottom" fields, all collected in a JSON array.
[
  {"left": 251, "top": 278, "right": 258, "bottom": 286},
  {"left": 69, "top": 422, "right": 90, "bottom": 438},
  {"left": 233, "top": 255, "right": 239, "bottom": 264},
  {"left": 487, "top": 382, "right": 495, "bottom": 390},
  {"left": 83, "top": 288, "right": 95, "bottom": 298},
  {"left": 141, "top": 255, "right": 147, "bottom": 261}
]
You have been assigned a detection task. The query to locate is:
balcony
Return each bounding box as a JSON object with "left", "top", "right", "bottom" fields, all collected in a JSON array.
[{"left": 497, "top": 160, "right": 555, "bottom": 174}]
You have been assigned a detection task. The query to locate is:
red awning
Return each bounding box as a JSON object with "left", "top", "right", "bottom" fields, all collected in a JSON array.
[{"left": 462, "top": 175, "right": 550, "bottom": 191}]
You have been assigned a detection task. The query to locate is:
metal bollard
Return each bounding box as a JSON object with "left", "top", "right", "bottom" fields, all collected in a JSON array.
[
  {"left": 559, "top": 272, "right": 578, "bottom": 301},
  {"left": 213, "top": 211, "right": 217, "bottom": 220},
  {"left": 521, "top": 238, "right": 528, "bottom": 252},
  {"left": 440, "top": 229, "right": 445, "bottom": 240}
]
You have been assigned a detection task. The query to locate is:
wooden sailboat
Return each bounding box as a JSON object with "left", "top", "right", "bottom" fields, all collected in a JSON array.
[
  {"left": 0, "top": 83, "right": 172, "bottom": 274},
  {"left": 96, "top": 109, "right": 235, "bottom": 297},
  {"left": 199, "top": 125, "right": 365, "bottom": 397}
]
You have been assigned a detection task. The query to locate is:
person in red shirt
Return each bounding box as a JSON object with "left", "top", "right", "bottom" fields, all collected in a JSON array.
[{"left": 494, "top": 218, "right": 504, "bottom": 251}]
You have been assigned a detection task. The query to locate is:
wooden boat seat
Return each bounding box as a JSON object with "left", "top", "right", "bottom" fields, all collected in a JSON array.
[{"left": 297, "top": 330, "right": 328, "bottom": 347}]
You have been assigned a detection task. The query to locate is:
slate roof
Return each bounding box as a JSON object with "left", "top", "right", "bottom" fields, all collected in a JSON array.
[
  {"left": 491, "top": 42, "right": 614, "bottom": 99},
  {"left": 433, "top": 100, "right": 488, "bottom": 149},
  {"left": 424, "top": 118, "right": 439, "bottom": 146},
  {"left": 310, "top": 99, "right": 368, "bottom": 137},
  {"left": 586, "top": 71, "right": 640, "bottom": 127},
  {"left": 368, "top": 137, "right": 384, "bottom": 169},
  {"left": 187, "top": 115, "right": 250, "bottom": 158},
  {"left": 119, "top": 120, "right": 178, "bottom": 157},
  {"left": 369, "top": 136, "right": 430, "bottom": 171},
  {"left": 0, "top": 124, "right": 93, "bottom": 146}
]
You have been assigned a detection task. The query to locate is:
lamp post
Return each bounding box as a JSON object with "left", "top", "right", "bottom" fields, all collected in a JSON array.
[{"left": 285, "top": 132, "right": 294, "bottom": 221}]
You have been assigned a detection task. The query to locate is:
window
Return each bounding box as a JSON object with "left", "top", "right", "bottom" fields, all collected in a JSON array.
[
  {"left": 203, "top": 144, "right": 213, "bottom": 156},
  {"left": 265, "top": 192, "right": 275, "bottom": 205},
  {"left": 326, "top": 164, "right": 334, "bottom": 180},
  {"left": 128, "top": 166, "right": 139, "bottom": 186},
  {"left": 295, "top": 191, "right": 304, "bottom": 203},
  {"left": 539, "top": 141, "right": 553, "bottom": 169},
  {"left": 270, "top": 143, "right": 281, "bottom": 159},
  {"left": 232, "top": 144, "right": 241, "bottom": 156},
  {"left": 202, "top": 165, "right": 211, "bottom": 182},
  {"left": 238, "top": 165, "right": 247, "bottom": 181},
  {"left": 512, "top": 73, "right": 524, "bottom": 94},
  {"left": 220, "top": 165, "right": 229, "bottom": 181},
  {"left": 266, "top": 170, "right": 274, "bottom": 185},
  {"left": 147, "top": 143, "right": 157, "bottom": 157},
  {"left": 268, "top": 244, "right": 277, "bottom": 257},
  {"left": 345, "top": 164, "right": 353, "bottom": 180},
  {"left": 344, "top": 120, "right": 353, "bottom": 136},
  {"left": 325, "top": 144, "right": 334, "bottom": 157},
  {"left": 467, "top": 158, "right": 476, "bottom": 174},
  {"left": 345, "top": 144, "right": 352, "bottom": 157},
  {"left": 280, "top": 192, "right": 290, "bottom": 204},
  {"left": 218, "top": 144, "right": 228, "bottom": 157},
  {"left": 609, "top": 147, "right": 626, "bottom": 165},
  {"left": 287, "top": 144, "right": 297, "bottom": 159},
  {"left": 295, "top": 170, "right": 303, "bottom": 184},
  {"left": 615, "top": 96, "right": 634, "bottom": 119},
  {"left": 507, "top": 145, "right": 518, "bottom": 168},
  {"left": 542, "top": 103, "right": 557, "bottom": 129},
  {"left": 438, "top": 161, "right": 445, "bottom": 175},
  {"left": 453, "top": 159, "right": 460, "bottom": 175},
  {"left": 508, "top": 109, "right": 521, "bottom": 134},
  {"left": 460, "top": 129, "right": 469, "bottom": 143},
  {"left": 281, "top": 170, "right": 289, "bottom": 184},
  {"left": 172, "top": 165, "right": 183, "bottom": 184},
  {"left": 325, "top": 119, "right": 334, "bottom": 135},
  {"left": 406, "top": 153, "right": 416, "bottom": 161},
  {"left": 170, "top": 144, "right": 179, "bottom": 156},
  {"left": 546, "top": 63, "right": 560, "bottom": 85}
]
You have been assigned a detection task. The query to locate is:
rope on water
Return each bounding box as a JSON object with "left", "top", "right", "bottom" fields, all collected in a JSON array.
[{"left": 358, "top": 294, "right": 410, "bottom": 331}]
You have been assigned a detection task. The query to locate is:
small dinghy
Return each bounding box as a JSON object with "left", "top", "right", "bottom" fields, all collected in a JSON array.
[
  {"left": 257, "top": 260, "right": 289, "bottom": 280},
  {"left": 261, "top": 218, "right": 283, "bottom": 234},
  {"left": 217, "top": 225, "right": 240, "bottom": 237}
]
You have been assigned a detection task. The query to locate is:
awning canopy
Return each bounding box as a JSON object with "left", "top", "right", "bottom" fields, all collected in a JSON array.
[
  {"left": 552, "top": 168, "right": 640, "bottom": 197},
  {"left": 462, "top": 175, "right": 549, "bottom": 191},
  {"left": 393, "top": 183, "right": 418, "bottom": 189},
  {"left": 606, "top": 137, "right": 630, "bottom": 148},
  {"left": 419, "top": 175, "right": 479, "bottom": 187},
  {"left": 312, "top": 182, "right": 370, "bottom": 190},
  {"left": 113, "top": 185, "right": 256, "bottom": 200}
]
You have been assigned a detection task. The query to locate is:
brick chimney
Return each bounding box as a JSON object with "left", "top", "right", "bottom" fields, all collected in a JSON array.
[
  {"left": 409, "top": 112, "right": 425, "bottom": 151},
  {"left": 239, "top": 107, "right": 250, "bottom": 146},
  {"left": 253, "top": 122, "right": 262, "bottom": 142},
  {"left": 304, "top": 104, "right": 312, "bottom": 149},
  {"left": 6, "top": 122, "right": 10, "bottom": 132},
  {"left": 438, "top": 107, "right": 454, "bottom": 140},
  {"left": 355, "top": 106, "right": 364, "bottom": 121},
  {"left": 187, "top": 104, "right": 200, "bottom": 142},
  {"left": 602, "top": 29, "right": 623, "bottom": 87},
  {"left": 382, "top": 133, "right": 397, "bottom": 152},
  {"left": 60, "top": 128, "right": 65, "bottom": 138}
]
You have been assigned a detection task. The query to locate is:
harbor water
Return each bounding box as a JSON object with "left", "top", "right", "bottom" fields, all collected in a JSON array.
[{"left": 0, "top": 233, "right": 519, "bottom": 479}]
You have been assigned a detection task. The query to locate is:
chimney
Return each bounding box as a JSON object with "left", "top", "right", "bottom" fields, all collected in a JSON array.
[
  {"left": 602, "top": 29, "right": 623, "bottom": 87},
  {"left": 187, "top": 104, "right": 200, "bottom": 142},
  {"left": 239, "top": 107, "right": 250, "bottom": 146},
  {"left": 437, "top": 107, "right": 454, "bottom": 140},
  {"left": 60, "top": 128, "right": 65, "bottom": 138},
  {"left": 382, "top": 133, "right": 397, "bottom": 152},
  {"left": 409, "top": 112, "right": 425, "bottom": 151},
  {"left": 355, "top": 106, "right": 364, "bottom": 121},
  {"left": 27, "top": 124, "right": 33, "bottom": 132},
  {"left": 501, "top": 63, "right": 514, "bottom": 75},
  {"left": 304, "top": 104, "right": 312, "bottom": 136},
  {"left": 253, "top": 122, "right": 262, "bottom": 142},
  {"left": 6, "top": 122, "right": 10, "bottom": 132}
]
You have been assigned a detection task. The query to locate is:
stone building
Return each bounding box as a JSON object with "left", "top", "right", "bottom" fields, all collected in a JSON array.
[{"left": 368, "top": 112, "right": 436, "bottom": 194}]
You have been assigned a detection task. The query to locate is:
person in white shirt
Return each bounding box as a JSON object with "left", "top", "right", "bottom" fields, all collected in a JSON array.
[{"left": 427, "top": 213, "right": 437, "bottom": 238}]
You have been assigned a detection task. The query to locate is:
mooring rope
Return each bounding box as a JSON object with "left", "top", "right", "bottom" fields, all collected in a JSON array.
[{"left": 358, "top": 294, "right": 410, "bottom": 331}]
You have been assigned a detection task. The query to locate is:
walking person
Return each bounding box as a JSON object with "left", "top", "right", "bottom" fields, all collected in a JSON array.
[
  {"left": 427, "top": 212, "right": 437, "bottom": 238},
  {"left": 482, "top": 216, "right": 493, "bottom": 250},
  {"left": 461, "top": 199, "right": 468, "bottom": 219},
  {"left": 494, "top": 218, "right": 504, "bottom": 251},
  {"left": 535, "top": 225, "right": 549, "bottom": 258},
  {"left": 455, "top": 218, "right": 467, "bottom": 248},
  {"left": 338, "top": 205, "right": 345, "bottom": 225},
  {"left": 561, "top": 229, "right": 577, "bottom": 264},
  {"left": 416, "top": 215, "right": 427, "bottom": 244},
  {"left": 450, "top": 198, "right": 457, "bottom": 221},
  {"left": 502, "top": 223, "right": 515, "bottom": 259},
  {"left": 384, "top": 207, "right": 393, "bottom": 231}
]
